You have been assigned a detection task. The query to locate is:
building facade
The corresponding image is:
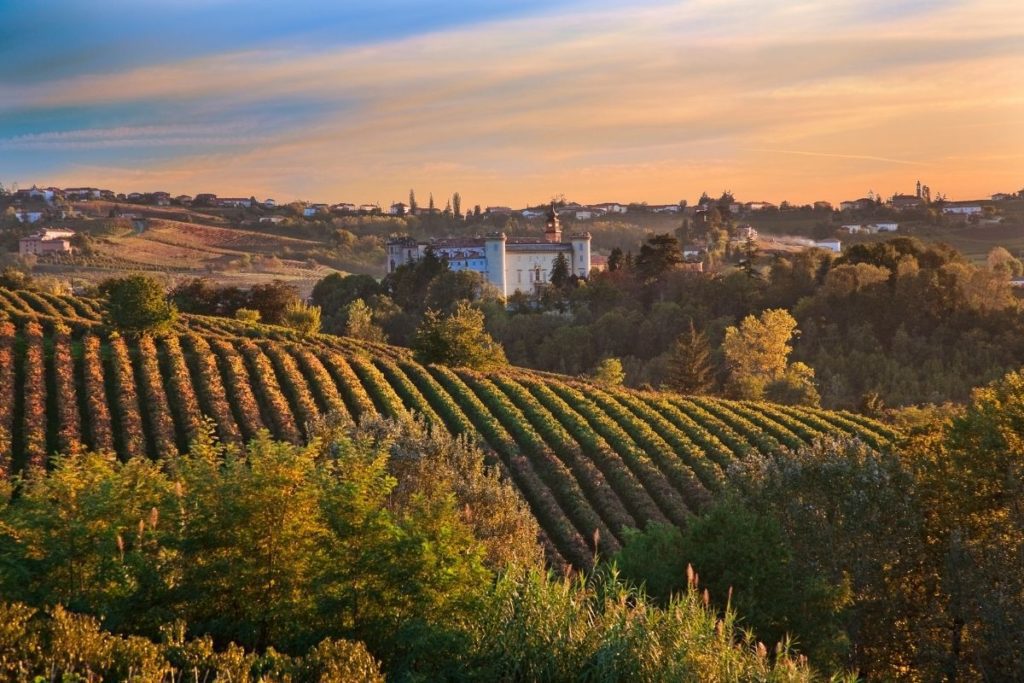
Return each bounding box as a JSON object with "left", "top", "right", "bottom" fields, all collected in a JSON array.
[
  {"left": 386, "top": 206, "right": 591, "bottom": 298},
  {"left": 19, "top": 229, "right": 75, "bottom": 256}
]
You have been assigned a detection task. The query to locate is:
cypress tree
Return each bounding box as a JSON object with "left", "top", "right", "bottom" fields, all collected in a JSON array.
[{"left": 664, "top": 321, "right": 715, "bottom": 395}]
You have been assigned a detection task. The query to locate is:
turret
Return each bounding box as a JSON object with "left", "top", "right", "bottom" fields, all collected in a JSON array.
[
  {"left": 570, "top": 232, "right": 592, "bottom": 278},
  {"left": 484, "top": 232, "right": 508, "bottom": 297}
]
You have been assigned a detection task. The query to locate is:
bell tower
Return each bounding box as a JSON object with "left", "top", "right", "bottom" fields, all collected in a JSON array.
[{"left": 544, "top": 203, "right": 562, "bottom": 243}]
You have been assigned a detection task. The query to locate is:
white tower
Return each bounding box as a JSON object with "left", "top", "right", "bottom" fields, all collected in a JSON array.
[
  {"left": 570, "top": 232, "right": 592, "bottom": 277},
  {"left": 485, "top": 233, "right": 508, "bottom": 297}
]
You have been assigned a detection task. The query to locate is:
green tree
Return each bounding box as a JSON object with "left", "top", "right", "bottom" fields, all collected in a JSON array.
[
  {"left": 663, "top": 321, "right": 715, "bottom": 395},
  {"left": 99, "top": 275, "right": 177, "bottom": 335},
  {"left": 551, "top": 252, "right": 571, "bottom": 289},
  {"left": 764, "top": 361, "right": 820, "bottom": 406},
  {"left": 344, "top": 299, "right": 387, "bottom": 343},
  {"left": 413, "top": 301, "right": 507, "bottom": 370},
  {"left": 452, "top": 192, "right": 462, "bottom": 219},
  {"left": 636, "top": 233, "right": 683, "bottom": 282},
  {"left": 722, "top": 308, "right": 798, "bottom": 399},
  {"left": 607, "top": 247, "right": 624, "bottom": 272},
  {"left": 591, "top": 357, "right": 625, "bottom": 386}
]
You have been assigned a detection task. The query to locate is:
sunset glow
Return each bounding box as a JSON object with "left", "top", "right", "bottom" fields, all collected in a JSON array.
[{"left": 2, "top": 0, "right": 1022, "bottom": 205}]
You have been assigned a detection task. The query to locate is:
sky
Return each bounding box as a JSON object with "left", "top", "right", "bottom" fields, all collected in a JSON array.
[{"left": 1, "top": 0, "right": 1022, "bottom": 207}]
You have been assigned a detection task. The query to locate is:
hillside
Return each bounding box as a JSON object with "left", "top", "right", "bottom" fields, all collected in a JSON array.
[{"left": 0, "top": 287, "right": 896, "bottom": 570}]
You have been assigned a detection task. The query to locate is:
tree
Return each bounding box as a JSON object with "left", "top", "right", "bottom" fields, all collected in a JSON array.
[
  {"left": 986, "top": 246, "right": 1023, "bottom": 277},
  {"left": 607, "top": 247, "right": 624, "bottom": 272},
  {"left": 721, "top": 308, "right": 798, "bottom": 399},
  {"left": 549, "top": 252, "right": 571, "bottom": 289},
  {"left": 452, "top": 192, "right": 462, "bottom": 220},
  {"left": 663, "top": 321, "right": 715, "bottom": 395},
  {"left": 591, "top": 357, "right": 625, "bottom": 386},
  {"left": 409, "top": 189, "right": 418, "bottom": 215},
  {"left": 281, "top": 301, "right": 321, "bottom": 335},
  {"left": 248, "top": 280, "right": 301, "bottom": 325},
  {"left": 413, "top": 301, "right": 507, "bottom": 370},
  {"left": 344, "top": 299, "right": 387, "bottom": 343},
  {"left": 636, "top": 233, "right": 683, "bottom": 282},
  {"left": 739, "top": 235, "right": 760, "bottom": 279},
  {"left": 764, "top": 361, "right": 820, "bottom": 406},
  {"left": 99, "top": 275, "right": 177, "bottom": 335}
]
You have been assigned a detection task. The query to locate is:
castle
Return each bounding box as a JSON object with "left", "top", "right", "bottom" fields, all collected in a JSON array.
[{"left": 386, "top": 205, "right": 591, "bottom": 298}]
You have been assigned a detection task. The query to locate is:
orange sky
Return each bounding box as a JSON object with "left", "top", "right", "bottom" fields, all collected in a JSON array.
[{"left": 3, "top": 0, "right": 1023, "bottom": 206}]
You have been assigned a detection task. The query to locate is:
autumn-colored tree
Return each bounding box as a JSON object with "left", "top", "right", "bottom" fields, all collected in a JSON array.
[{"left": 722, "top": 308, "right": 799, "bottom": 399}]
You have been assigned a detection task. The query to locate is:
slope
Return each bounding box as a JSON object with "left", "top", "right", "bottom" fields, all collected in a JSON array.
[{"left": 0, "top": 287, "right": 898, "bottom": 570}]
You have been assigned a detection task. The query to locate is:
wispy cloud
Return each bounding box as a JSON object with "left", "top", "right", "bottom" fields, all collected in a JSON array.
[{"left": 3, "top": 0, "right": 1023, "bottom": 203}]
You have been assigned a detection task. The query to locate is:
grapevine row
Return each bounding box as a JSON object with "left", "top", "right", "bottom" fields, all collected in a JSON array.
[
  {"left": 459, "top": 370, "right": 618, "bottom": 556},
  {"left": 428, "top": 365, "right": 588, "bottom": 569}
]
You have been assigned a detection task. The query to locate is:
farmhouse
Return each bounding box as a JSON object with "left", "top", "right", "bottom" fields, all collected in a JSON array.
[
  {"left": 19, "top": 229, "right": 75, "bottom": 256},
  {"left": 386, "top": 205, "right": 591, "bottom": 298}
]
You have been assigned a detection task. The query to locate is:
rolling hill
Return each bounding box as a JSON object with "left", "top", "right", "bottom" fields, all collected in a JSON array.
[{"left": 0, "top": 287, "right": 897, "bottom": 570}]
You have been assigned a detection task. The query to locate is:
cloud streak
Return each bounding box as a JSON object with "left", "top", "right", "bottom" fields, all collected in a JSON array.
[{"left": 3, "top": 0, "right": 1023, "bottom": 204}]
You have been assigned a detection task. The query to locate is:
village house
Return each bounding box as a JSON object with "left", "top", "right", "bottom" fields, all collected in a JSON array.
[
  {"left": 174, "top": 195, "right": 193, "bottom": 205},
  {"left": 386, "top": 206, "right": 591, "bottom": 298},
  {"left": 218, "top": 197, "right": 253, "bottom": 208},
  {"left": 193, "top": 193, "right": 218, "bottom": 206},
  {"left": 485, "top": 206, "right": 514, "bottom": 216},
  {"left": 890, "top": 194, "right": 924, "bottom": 210},
  {"left": 263, "top": 198, "right": 276, "bottom": 208},
  {"left": 991, "top": 193, "right": 1014, "bottom": 201},
  {"left": 358, "top": 204, "right": 380, "bottom": 214},
  {"left": 151, "top": 191, "right": 171, "bottom": 206},
  {"left": 389, "top": 202, "right": 408, "bottom": 216},
  {"left": 64, "top": 187, "right": 103, "bottom": 200},
  {"left": 332, "top": 203, "right": 358, "bottom": 213},
  {"left": 744, "top": 201, "right": 776, "bottom": 212},
  {"left": 942, "top": 204, "right": 984, "bottom": 216},
  {"left": 839, "top": 198, "right": 874, "bottom": 211},
  {"left": 19, "top": 229, "right": 75, "bottom": 256},
  {"left": 814, "top": 238, "right": 842, "bottom": 253},
  {"left": 15, "top": 210, "right": 44, "bottom": 224},
  {"left": 521, "top": 208, "right": 547, "bottom": 219},
  {"left": 259, "top": 216, "right": 286, "bottom": 224},
  {"left": 591, "top": 202, "right": 628, "bottom": 214}
]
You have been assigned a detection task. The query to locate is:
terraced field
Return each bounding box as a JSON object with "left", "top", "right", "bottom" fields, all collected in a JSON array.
[{"left": 0, "top": 287, "right": 898, "bottom": 570}]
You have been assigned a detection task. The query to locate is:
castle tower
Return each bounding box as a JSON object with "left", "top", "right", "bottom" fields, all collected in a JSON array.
[
  {"left": 545, "top": 203, "right": 562, "bottom": 243},
  {"left": 916, "top": 180, "right": 922, "bottom": 198},
  {"left": 570, "top": 232, "right": 592, "bottom": 278},
  {"left": 484, "top": 232, "right": 508, "bottom": 297}
]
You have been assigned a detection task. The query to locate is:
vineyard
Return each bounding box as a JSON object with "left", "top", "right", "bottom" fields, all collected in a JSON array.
[{"left": 0, "top": 287, "right": 898, "bottom": 570}]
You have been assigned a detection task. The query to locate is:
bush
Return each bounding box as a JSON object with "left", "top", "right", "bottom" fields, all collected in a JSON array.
[
  {"left": 281, "top": 301, "right": 321, "bottom": 335},
  {"left": 235, "top": 307, "right": 262, "bottom": 323}
]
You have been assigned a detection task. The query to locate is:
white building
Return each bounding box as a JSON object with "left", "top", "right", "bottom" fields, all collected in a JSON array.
[
  {"left": 386, "top": 206, "right": 591, "bottom": 298},
  {"left": 942, "top": 205, "right": 983, "bottom": 216},
  {"left": 15, "top": 211, "right": 44, "bottom": 224},
  {"left": 814, "top": 239, "right": 842, "bottom": 253},
  {"left": 873, "top": 222, "right": 899, "bottom": 232}
]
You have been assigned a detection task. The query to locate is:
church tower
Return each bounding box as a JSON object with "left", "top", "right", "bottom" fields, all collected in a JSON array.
[{"left": 544, "top": 203, "right": 562, "bottom": 243}]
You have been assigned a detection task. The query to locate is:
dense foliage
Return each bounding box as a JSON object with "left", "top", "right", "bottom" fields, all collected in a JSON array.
[{"left": 0, "top": 420, "right": 821, "bottom": 682}]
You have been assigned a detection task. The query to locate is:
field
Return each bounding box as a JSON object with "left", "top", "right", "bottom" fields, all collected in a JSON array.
[
  {"left": 34, "top": 201, "right": 345, "bottom": 295},
  {"left": 0, "top": 287, "right": 897, "bottom": 570}
]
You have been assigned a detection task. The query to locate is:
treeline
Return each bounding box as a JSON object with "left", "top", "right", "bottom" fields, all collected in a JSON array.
[
  {"left": 0, "top": 419, "right": 819, "bottom": 682},
  {"left": 310, "top": 235, "right": 1024, "bottom": 409}
]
